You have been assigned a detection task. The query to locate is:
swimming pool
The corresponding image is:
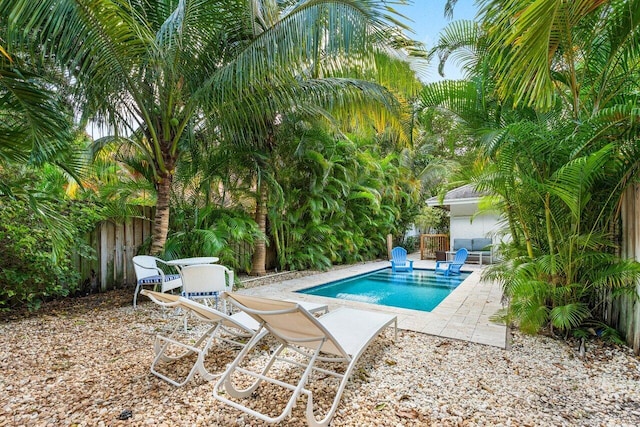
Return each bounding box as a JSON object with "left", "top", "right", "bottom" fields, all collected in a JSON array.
[{"left": 296, "top": 268, "right": 469, "bottom": 312}]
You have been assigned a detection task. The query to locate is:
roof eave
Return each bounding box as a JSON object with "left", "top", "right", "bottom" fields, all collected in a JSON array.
[{"left": 426, "top": 197, "right": 480, "bottom": 207}]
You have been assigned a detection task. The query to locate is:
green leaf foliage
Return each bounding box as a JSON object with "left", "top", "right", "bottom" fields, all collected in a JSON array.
[
  {"left": 430, "top": 1, "right": 640, "bottom": 340},
  {"left": 0, "top": 169, "right": 104, "bottom": 310}
]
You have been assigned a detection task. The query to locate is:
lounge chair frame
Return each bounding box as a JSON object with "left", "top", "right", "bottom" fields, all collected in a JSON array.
[
  {"left": 140, "top": 290, "right": 256, "bottom": 387},
  {"left": 213, "top": 293, "right": 397, "bottom": 427}
]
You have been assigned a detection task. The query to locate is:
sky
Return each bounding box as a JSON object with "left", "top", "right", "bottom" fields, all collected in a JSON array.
[{"left": 396, "top": 0, "right": 478, "bottom": 82}]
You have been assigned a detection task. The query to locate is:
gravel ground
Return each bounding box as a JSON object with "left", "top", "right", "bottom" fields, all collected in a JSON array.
[{"left": 1, "top": 272, "right": 639, "bottom": 426}]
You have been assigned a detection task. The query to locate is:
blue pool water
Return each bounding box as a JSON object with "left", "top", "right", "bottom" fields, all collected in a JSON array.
[{"left": 297, "top": 268, "right": 469, "bottom": 312}]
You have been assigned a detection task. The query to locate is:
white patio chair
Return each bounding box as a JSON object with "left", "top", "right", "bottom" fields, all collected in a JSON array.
[
  {"left": 132, "top": 255, "right": 182, "bottom": 308},
  {"left": 213, "top": 293, "right": 397, "bottom": 427},
  {"left": 179, "top": 263, "right": 234, "bottom": 310}
]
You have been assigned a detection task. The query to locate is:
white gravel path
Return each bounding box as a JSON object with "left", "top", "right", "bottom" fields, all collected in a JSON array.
[{"left": 0, "top": 281, "right": 638, "bottom": 426}]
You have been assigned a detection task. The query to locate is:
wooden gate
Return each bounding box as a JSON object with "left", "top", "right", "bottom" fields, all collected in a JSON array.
[{"left": 419, "top": 234, "right": 449, "bottom": 260}]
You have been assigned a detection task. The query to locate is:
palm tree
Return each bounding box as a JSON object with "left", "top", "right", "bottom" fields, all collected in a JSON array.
[
  {"left": 421, "top": 3, "right": 640, "bottom": 335},
  {"left": 2, "top": 0, "right": 412, "bottom": 256},
  {"left": 210, "top": 1, "right": 418, "bottom": 275},
  {"left": 478, "top": 0, "right": 640, "bottom": 112}
]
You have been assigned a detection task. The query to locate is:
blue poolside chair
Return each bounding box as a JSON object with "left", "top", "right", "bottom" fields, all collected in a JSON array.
[
  {"left": 390, "top": 247, "right": 414, "bottom": 272},
  {"left": 435, "top": 248, "right": 468, "bottom": 276}
]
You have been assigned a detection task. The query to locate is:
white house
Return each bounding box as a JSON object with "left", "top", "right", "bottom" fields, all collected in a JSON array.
[{"left": 426, "top": 184, "right": 503, "bottom": 262}]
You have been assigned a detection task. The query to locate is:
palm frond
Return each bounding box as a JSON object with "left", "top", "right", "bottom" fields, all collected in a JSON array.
[
  {"left": 547, "top": 144, "right": 612, "bottom": 220},
  {"left": 419, "top": 79, "right": 482, "bottom": 121},
  {"left": 479, "top": 0, "right": 608, "bottom": 109},
  {"left": 431, "top": 19, "right": 483, "bottom": 78},
  {"left": 0, "top": 66, "right": 74, "bottom": 163},
  {"left": 550, "top": 302, "right": 591, "bottom": 331}
]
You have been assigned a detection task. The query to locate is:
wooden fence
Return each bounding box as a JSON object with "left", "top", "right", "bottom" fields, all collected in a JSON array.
[
  {"left": 419, "top": 234, "right": 449, "bottom": 260},
  {"left": 605, "top": 184, "right": 640, "bottom": 354},
  {"left": 73, "top": 208, "right": 154, "bottom": 292},
  {"left": 73, "top": 208, "right": 266, "bottom": 292}
]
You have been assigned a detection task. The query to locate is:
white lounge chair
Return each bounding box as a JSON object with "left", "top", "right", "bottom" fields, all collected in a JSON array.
[
  {"left": 140, "top": 289, "right": 255, "bottom": 386},
  {"left": 213, "top": 293, "right": 397, "bottom": 427},
  {"left": 141, "top": 290, "right": 328, "bottom": 387}
]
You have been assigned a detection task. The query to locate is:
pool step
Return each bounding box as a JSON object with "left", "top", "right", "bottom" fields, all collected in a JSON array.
[{"left": 366, "top": 273, "right": 460, "bottom": 289}]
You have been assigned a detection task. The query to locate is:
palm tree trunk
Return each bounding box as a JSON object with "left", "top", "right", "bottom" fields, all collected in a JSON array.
[
  {"left": 250, "top": 180, "right": 268, "bottom": 276},
  {"left": 150, "top": 172, "right": 172, "bottom": 256}
]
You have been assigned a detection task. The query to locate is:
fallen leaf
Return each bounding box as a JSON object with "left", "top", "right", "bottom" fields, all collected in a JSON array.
[
  {"left": 375, "top": 402, "right": 387, "bottom": 410},
  {"left": 478, "top": 381, "right": 494, "bottom": 394},
  {"left": 396, "top": 408, "right": 420, "bottom": 419}
]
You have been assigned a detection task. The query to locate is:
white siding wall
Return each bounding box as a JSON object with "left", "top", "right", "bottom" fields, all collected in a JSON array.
[{"left": 449, "top": 203, "right": 501, "bottom": 246}]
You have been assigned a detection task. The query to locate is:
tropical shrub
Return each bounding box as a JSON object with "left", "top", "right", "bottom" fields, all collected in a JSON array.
[
  {"left": 402, "top": 236, "right": 420, "bottom": 253},
  {"left": 164, "top": 203, "right": 263, "bottom": 274},
  {"left": 479, "top": 125, "right": 640, "bottom": 335},
  {"left": 414, "top": 206, "right": 449, "bottom": 234},
  {"left": 0, "top": 191, "right": 102, "bottom": 310},
  {"left": 269, "top": 127, "right": 421, "bottom": 271},
  {"left": 424, "top": 0, "right": 640, "bottom": 338}
]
